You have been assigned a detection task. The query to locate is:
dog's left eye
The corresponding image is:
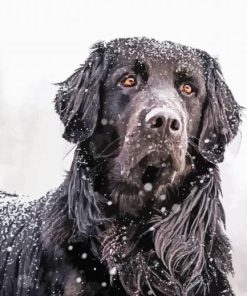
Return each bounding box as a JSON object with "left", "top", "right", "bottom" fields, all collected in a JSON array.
[
  {"left": 121, "top": 74, "right": 137, "bottom": 87},
  {"left": 180, "top": 83, "right": 196, "bottom": 95}
]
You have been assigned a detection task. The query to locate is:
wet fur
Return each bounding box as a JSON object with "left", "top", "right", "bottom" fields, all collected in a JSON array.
[{"left": 0, "top": 38, "right": 241, "bottom": 295}]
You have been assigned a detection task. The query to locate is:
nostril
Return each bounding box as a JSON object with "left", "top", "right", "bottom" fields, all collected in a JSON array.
[
  {"left": 150, "top": 116, "right": 163, "bottom": 128},
  {"left": 170, "top": 119, "right": 180, "bottom": 131}
]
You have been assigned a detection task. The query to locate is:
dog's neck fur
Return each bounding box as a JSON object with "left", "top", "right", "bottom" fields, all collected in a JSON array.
[
  {"left": 42, "top": 146, "right": 234, "bottom": 295},
  {"left": 101, "top": 164, "right": 233, "bottom": 295}
]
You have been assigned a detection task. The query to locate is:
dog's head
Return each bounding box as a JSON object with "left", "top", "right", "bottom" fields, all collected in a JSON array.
[{"left": 55, "top": 38, "right": 241, "bottom": 216}]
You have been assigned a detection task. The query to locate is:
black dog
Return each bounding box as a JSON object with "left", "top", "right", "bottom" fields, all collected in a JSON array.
[{"left": 0, "top": 38, "right": 241, "bottom": 296}]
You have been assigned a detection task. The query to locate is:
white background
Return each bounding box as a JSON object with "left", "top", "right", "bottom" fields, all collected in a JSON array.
[{"left": 0, "top": 0, "right": 246, "bottom": 294}]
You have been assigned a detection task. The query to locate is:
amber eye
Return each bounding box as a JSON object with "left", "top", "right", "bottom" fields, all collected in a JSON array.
[
  {"left": 121, "top": 74, "right": 137, "bottom": 87},
  {"left": 181, "top": 83, "right": 194, "bottom": 95}
]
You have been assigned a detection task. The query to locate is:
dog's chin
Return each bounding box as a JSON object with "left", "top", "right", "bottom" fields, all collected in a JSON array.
[
  {"left": 108, "top": 150, "right": 187, "bottom": 216},
  {"left": 118, "top": 150, "right": 186, "bottom": 196}
]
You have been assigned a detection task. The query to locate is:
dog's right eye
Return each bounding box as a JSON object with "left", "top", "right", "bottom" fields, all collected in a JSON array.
[{"left": 121, "top": 74, "right": 137, "bottom": 87}]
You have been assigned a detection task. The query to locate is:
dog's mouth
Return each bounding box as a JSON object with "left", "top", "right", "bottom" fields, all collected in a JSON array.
[
  {"left": 120, "top": 150, "right": 184, "bottom": 190},
  {"left": 140, "top": 154, "right": 173, "bottom": 185},
  {"left": 115, "top": 143, "right": 187, "bottom": 192}
]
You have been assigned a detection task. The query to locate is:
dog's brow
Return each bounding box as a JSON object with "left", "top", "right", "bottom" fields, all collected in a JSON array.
[
  {"left": 133, "top": 60, "right": 149, "bottom": 82},
  {"left": 175, "top": 71, "right": 194, "bottom": 81}
]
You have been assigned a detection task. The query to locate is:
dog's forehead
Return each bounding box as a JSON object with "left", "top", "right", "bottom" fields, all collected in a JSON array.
[{"left": 106, "top": 37, "right": 205, "bottom": 73}]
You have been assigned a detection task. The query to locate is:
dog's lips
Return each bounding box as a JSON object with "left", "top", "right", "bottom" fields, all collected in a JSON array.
[
  {"left": 140, "top": 154, "right": 174, "bottom": 185},
  {"left": 118, "top": 147, "right": 186, "bottom": 188},
  {"left": 118, "top": 151, "right": 179, "bottom": 188}
]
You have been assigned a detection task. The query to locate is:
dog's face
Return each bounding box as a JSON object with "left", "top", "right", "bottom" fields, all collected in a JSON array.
[
  {"left": 97, "top": 44, "right": 206, "bottom": 187},
  {"left": 55, "top": 38, "right": 240, "bottom": 216}
]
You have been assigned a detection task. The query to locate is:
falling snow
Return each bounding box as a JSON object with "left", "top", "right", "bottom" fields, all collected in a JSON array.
[
  {"left": 101, "top": 118, "right": 108, "bottom": 125},
  {"left": 144, "top": 183, "right": 153, "bottom": 191},
  {"left": 0, "top": 36, "right": 241, "bottom": 295},
  {"left": 81, "top": 253, "right": 87, "bottom": 259},
  {"left": 109, "top": 267, "right": 117, "bottom": 275},
  {"left": 75, "top": 277, "right": 82, "bottom": 283}
]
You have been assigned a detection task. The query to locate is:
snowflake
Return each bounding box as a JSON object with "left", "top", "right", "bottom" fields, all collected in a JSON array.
[
  {"left": 81, "top": 253, "right": 87, "bottom": 259},
  {"left": 75, "top": 277, "right": 82, "bottom": 283},
  {"left": 109, "top": 267, "right": 117, "bottom": 275},
  {"left": 101, "top": 118, "right": 108, "bottom": 125},
  {"left": 144, "top": 183, "right": 153, "bottom": 191}
]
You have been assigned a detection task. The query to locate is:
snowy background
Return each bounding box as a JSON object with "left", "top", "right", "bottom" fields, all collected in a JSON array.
[{"left": 0, "top": 0, "right": 246, "bottom": 294}]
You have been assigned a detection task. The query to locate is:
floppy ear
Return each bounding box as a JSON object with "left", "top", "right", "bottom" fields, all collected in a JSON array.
[
  {"left": 199, "top": 56, "right": 241, "bottom": 163},
  {"left": 55, "top": 42, "right": 109, "bottom": 143}
]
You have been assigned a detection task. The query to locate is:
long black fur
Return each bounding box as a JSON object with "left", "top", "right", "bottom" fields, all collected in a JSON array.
[{"left": 0, "top": 38, "right": 241, "bottom": 296}]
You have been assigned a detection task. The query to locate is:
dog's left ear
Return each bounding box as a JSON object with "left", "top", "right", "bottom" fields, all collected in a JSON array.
[
  {"left": 55, "top": 42, "right": 109, "bottom": 143},
  {"left": 198, "top": 56, "right": 241, "bottom": 163}
]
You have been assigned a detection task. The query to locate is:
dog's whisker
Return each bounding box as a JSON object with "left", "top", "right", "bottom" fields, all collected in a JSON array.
[
  {"left": 90, "top": 148, "right": 120, "bottom": 172},
  {"left": 93, "top": 134, "right": 125, "bottom": 159},
  {"left": 186, "top": 151, "right": 195, "bottom": 168},
  {"left": 188, "top": 140, "right": 202, "bottom": 156},
  {"left": 188, "top": 134, "right": 200, "bottom": 142},
  {"left": 63, "top": 144, "right": 77, "bottom": 160}
]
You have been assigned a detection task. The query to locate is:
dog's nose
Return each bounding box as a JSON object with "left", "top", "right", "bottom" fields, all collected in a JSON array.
[{"left": 145, "top": 107, "right": 182, "bottom": 135}]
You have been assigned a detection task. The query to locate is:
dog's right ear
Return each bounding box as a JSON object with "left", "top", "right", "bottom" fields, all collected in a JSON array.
[
  {"left": 55, "top": 42, "right": 109, "bottom": 143},
  {"left": 198, "top": 55, "right": 241, "bottom": 163}
]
